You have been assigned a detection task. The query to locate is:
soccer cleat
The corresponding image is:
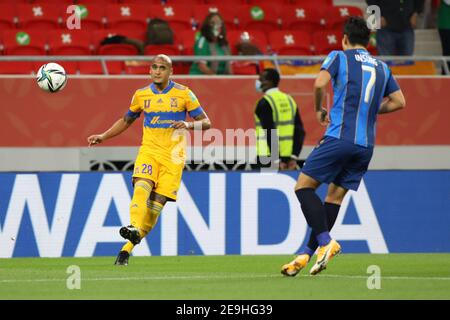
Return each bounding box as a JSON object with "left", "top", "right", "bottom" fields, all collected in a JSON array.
[
  {"left": 281, "top": 254, "right": 310, "bottom": 277},
  {"left": 119, "top": 225, "right": 141, "bottom": 245},
  {"left": 114, "top": 250, "right": 130, "bottom": 266},
  {"left": 309, "top": 239, "right": 341, "bottom": 275}
]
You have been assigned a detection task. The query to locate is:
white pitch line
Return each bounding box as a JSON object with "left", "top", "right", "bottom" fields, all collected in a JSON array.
[{"left": 1, "top": 273, "right": 450, "bottom": 284}]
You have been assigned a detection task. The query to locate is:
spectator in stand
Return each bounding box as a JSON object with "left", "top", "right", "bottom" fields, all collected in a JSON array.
[
  {"left": 189, "top": 13, "right": 231, "bottom": 75},
  {"left": 367, "top": 0, "right": 425, "bottom": 55},
  {"left": 438, "top": 0, "right": 450, "bottom": 73}
]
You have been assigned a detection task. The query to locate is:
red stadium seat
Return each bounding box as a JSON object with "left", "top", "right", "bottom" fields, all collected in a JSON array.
[
  {"left": 192, "top": 5, "right": 239, "bottom": 31},
  {"left": 325, "top": 6, "right": 364, "bottom": 30},
  {"left": 312, "top": 30, "right": 342, "bottom": 54},
  {"left": 268, "top": 30, "right": 312, "bottom": 55},
  {"left": 230, "top": 60, "right": 262, "bottom": 75},
  {"left": 239, "top": 4, "right": 281, "bottom": 34},
  {"left": 2, "top": 29, "right": 47, "bottom": 55},
  {"left": 106, "top": 4, "right": 148, "bottom": 34},
  {"left": 0, "top": 29, "right": 47, "bottom": 75},
  {"left": 205, "top": 0, "right": 244, "bottom": 5},
  {"left": 124, "top": 61, "right": 150, "bottom": 75},
  {"left": 144, "top": 44, "right": 180, "bottom": 56},
  {"left": 0, "top": 4, "right": 17, "bottom": 30},
  {"left": 120, "top": 0, "right": 161, "bottom": 4},
  {"left": 17, "top": 4, "right": 62, "bottom": 29},
  {"left": 227, "top": 29, "right": 268, "bottom": 54},
  {"left": 98, "top": 44, "right": 139, "bottom": 74},
  {"left": 48, "top": 30, "right": 93, "bottom": 74},
  {"left": 71, "top": 3, "right": 106, "bottom": 31},
  {"left": 73, "top": 0, "right": 118, "bottom": 4},
  {"left": 48, "top": 30, "right": 92, "bottom": 55},
  {"left": 164, "top": 0, "right": 205, "bottom": 4},
  {"left": 148, "top": 4, "right": 194, "bottom": 31},
  {"left": 177, "top": 29, "right": 198, "bottom": 55},
  {"left": 288, "top": 0, "right": 332, "bottom": 5},
  {"left": 31, "top": 0, "right": 74, "bottom": 4},
  {"left": 280, "top": 5, "right": 326, "bottom": 33},
  {"left": 248, "top": 0, "right": 286, "bottom": 4}
]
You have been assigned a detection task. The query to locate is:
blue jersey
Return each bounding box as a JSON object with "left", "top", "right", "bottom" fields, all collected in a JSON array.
[{"left": 321, "top": 49, "right": 400, "bottom": 147}]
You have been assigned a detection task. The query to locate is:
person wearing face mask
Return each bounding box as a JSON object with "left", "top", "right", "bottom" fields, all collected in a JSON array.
[
  {"left": 189, "top": 13, "right": 231, "bottom": 75},
  {"left": 254, "top": 68, "right": 306, "bottom": 170}
]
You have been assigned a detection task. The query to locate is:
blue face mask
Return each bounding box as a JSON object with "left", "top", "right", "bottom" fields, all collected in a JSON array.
[{"left": 255, "top": 79, "right": 263, "bottom": 92}]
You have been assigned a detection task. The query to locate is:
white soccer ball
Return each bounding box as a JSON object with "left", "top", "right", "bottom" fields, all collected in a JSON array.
[{"left": 36, "top": 62, "right": 68, "bottom": 93}]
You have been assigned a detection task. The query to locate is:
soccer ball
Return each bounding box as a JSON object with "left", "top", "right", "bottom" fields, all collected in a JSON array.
[{"left": 36, "top": 63, "right": 68, "bottom": 93}]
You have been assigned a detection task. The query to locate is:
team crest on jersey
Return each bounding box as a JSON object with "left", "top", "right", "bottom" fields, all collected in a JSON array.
[
  {"left": 170, "top": 97, "right": 178, "bottom": 109},
  {"left": 144, "top": 99, "right": 151, "bottom": 109}
]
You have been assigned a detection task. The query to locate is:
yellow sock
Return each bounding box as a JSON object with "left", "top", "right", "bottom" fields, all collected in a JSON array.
[
  {"left": 121, "top": 241, "right": 134, "bottom": 254},
  {"left": 129, "top": 180, "right": 152, "bottom": 240},
  {"left": 140, "top": 200, "right": 164, "bottom": 237}
]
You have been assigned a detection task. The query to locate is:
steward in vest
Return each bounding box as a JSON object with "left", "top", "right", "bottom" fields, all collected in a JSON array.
[{"left": 254, "top": 68, "right": 306, "bottom": 170}]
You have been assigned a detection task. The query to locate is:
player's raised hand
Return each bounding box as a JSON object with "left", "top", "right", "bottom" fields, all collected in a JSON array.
[
  {"left": 316, "top": 108, "right": 330, "bottom": 127},
  {"left": 87, "top": 134, "right": 104, "bottom": 146}
]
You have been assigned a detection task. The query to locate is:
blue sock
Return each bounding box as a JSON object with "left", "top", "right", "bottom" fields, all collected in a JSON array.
[
  {"left": 316, "top": 231, "right": 332, "bottom": 247},
  {"left": 303, "top": 246, "right": 315, "bottom": 257}
]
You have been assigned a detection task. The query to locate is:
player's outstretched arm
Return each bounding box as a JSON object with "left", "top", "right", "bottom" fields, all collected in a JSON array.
[
  {"left": 171, "top": 112, "right": 211, "bottom": 130},
  {"left": 87, "top": 114, "right": 137, "bottom": 146},
  {"left": 378, "top": 90, "right": 406, "bottom": 114}
]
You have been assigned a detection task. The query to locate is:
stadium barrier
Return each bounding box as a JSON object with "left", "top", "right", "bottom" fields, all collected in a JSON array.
[
  {"left": 0, "top": 55, "right": 449, "bottom": 75},
  {"left": 0, "top": 171, "right": 449, "bottom": 258}
]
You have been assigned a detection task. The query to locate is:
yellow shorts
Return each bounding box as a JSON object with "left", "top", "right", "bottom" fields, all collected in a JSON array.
[{"left": 132, "top": 147, "right": 184, "bottom": 201}]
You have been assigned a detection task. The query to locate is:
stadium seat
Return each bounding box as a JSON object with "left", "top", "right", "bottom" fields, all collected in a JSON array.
[
  {"left": 2, "top": 29, "right": 47, "bottom": 55},
  {"left": 288, "top": 0, "right": 332, "bottom": 5},
  {"left": 0, "top": 30, "right": 47, "bottom": 74},
  {"left": 148, "top": 4, "right": 194, "bottom": 31},
  {"left": 248, "top": 0, "right": 286, "bottom": 4},
  {"left": 0, "top": 4, "right": 17, "bottom": 30},
  {"left": 48, "top": 30, "right": 93, "bottom": 74},
  {"left": 91, "top": 29, "right": 142, "bottom": 74},
  {"left": 227, "top": 29, "right": 268, "bottom": 54},
  {"left": 230, "top": 60, "right": 262, "bottom": 75},
  {"left": 17, "top": 4, "right": 62, "bottom": 29},
  {"left": 98, "top": 44, "right": 139, "bottom": 74},
  {"left": 280, "top": 5, "right": 326, "bottom": 33},
  {"left": 73, "top": 0, "right": 118, "bottom": 4},
  {"left": 164, "top": 0, "right": 205, "bottom": 4},
  {"left": 144, "top": 44, "right": 180, "bottom": 56},
  {"left": 31, "top": 0, "right": 74, "bottom": 4},
  {"left": 71, "top": 3, "right": 106, "bottom": 31},
  {"left": 177, "top": 29, "right": 198, "bottom": 55},
  {"left": 106, "top": 4, "right": 149, "bottom": 34},
  {"left": 192, "top": 4, "right": 239, "bottom": 31},
  {"left": 312, "top": 30, "right": 342, "bottom": 54},
  {"left": 325, "top": 6, "right": 364, "bottom": 30},
  {"left": 120, "top": 0, "right": 162, "bottom": 4},
  {"left": 205, "top": 0, "right": 244, "bottom": 5},
  {"left": 239, "top": 4, "right": 281, "bottom": 34},
  {"left": 268, "top": 30, "right": 312, "bottom": 55}
]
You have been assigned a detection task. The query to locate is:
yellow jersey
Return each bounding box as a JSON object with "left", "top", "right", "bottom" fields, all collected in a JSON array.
[{"left": 126, "top": 80, "right": 203, "bottom": 160}]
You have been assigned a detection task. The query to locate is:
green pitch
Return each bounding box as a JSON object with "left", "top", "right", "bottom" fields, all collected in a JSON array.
[{"left": 1, "top": 254, "right": 449, "bottom": 300}]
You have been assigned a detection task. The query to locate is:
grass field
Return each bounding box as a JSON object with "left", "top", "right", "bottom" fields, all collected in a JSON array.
[{"left": 1, "top": 254, "right": 449, "bottom": 300}]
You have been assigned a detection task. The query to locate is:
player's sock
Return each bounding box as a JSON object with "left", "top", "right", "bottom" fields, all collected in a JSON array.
[
  {"left": 295, "top": 188, "right": 329, "bottom": 242},
  {"left": 121, "top": 241, "right": 134, "bottom": 254},
  {"left": 130, "top": 180, "right": 153, "bottom": 238},
  {"left": 304, "top": 202, "right": 341, "bottom": 254},
  {"left": 139, "top": 200, "right": 164, "bottom": 237}
]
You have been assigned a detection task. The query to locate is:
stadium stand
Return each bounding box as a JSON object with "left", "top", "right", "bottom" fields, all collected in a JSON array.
[{"left": 0, "top": 0, "right": 443, "bottom": 75}]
